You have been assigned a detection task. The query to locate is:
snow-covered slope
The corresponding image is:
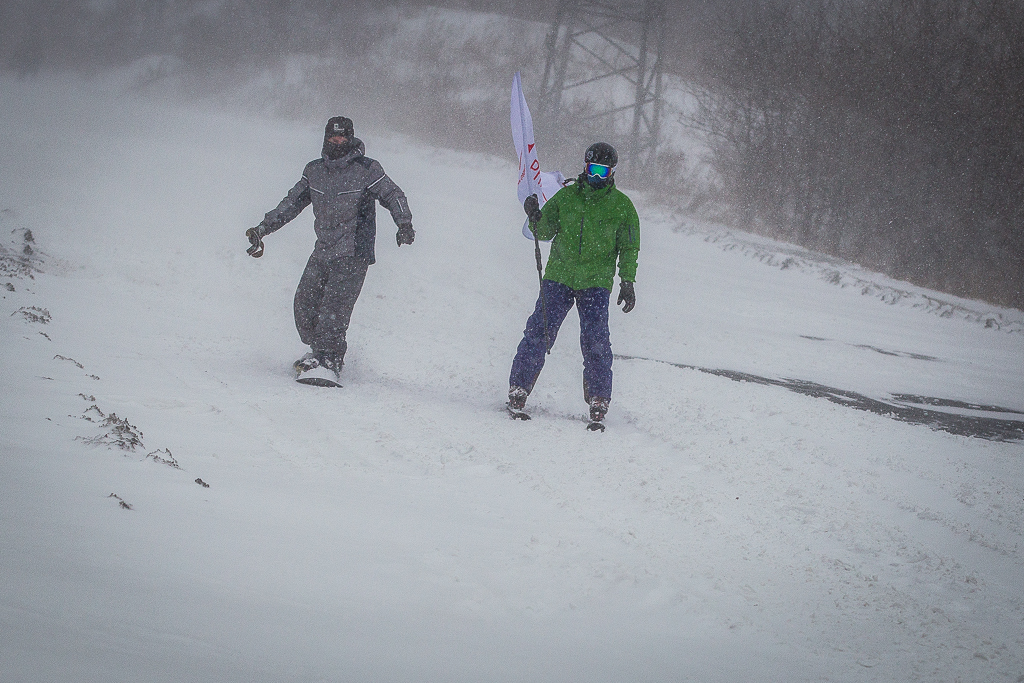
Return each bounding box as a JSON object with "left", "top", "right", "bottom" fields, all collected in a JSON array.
[{"left": 2, "top": 75, "right": 1023, "bottom": 683}]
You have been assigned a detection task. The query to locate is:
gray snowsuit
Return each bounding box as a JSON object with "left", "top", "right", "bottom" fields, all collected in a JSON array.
[{"left": 259, "top": 139, "right": 412, "bottom": 361}]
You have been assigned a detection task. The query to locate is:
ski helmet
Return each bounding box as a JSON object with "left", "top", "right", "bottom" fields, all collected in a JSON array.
[{"left": 584, "top": 142, "right": 617, "bottom": 188}]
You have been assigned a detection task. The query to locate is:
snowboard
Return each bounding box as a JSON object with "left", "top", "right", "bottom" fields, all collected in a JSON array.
[
  {"left": 296, "top": 376, "right": 342, "bottom": 388},
  {"left": 295, "top": 364, "right": 342, "bottom": 388}
]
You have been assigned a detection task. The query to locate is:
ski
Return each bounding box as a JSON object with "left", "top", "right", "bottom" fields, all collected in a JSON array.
[{"left": 505, "top": 399, "right": 604, "bottom": 428}]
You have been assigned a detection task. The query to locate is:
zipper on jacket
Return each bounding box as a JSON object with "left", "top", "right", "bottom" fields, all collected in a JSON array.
[{"left": 578, "top": 214, "right": 585, "bottom": 255}]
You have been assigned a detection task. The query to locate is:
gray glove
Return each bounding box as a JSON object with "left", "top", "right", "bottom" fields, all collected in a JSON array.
[
  {"left": 617, "top": 281, "right": 635, "bottom": 313},
  {"left": 246, "top": 226, "right": 265, "bottom": 258},
  {"left": 396, "top": 222, "right": 415, "bottom": 246},
  {"left": 523, "top": 194, "right": 542, "bottom": 224}
]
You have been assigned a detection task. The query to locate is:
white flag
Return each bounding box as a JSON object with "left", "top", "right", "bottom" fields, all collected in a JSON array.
[{"left": 511, "top": 72, "right": 565, "bottom": 239}]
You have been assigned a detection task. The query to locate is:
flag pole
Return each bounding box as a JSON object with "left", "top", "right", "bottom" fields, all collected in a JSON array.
[{"left": 529, "top": 218, "right": 552, "bottom": 354}]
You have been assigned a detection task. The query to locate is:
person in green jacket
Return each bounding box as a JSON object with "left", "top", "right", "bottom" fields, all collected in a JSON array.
[{"left": 508, "top": 142, "right": 639, "bottom": 426}]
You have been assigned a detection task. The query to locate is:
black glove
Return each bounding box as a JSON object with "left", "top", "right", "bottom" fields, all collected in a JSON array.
[
  {"left": 617, "top": 281, "right": 635, "bottom": 313},
  {"left": 396, "top": 222, "right": 415, "bottom": 246},
  {"left": 523, "top": 194, "right": 543, "bottom": 224},
  {"left": 246, "top": 226, "right": 265, "bottom": 258}
]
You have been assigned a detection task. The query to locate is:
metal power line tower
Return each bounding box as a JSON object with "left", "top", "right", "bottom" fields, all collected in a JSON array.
[{"left": 538, "top": 0, "right": 667, "bottom": 177}]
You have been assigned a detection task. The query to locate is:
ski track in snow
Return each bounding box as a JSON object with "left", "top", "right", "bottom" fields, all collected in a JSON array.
[{"left": 2, "top": 75, "right": 1024, "bottom": 682}]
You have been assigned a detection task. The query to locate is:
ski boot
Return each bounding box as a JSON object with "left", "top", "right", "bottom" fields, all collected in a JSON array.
[
  {"left": 587, "top": 397, "right": 609, "bottom": 431},
  {"left": 507, "top": 386, "right": 530, "bottom": 420}
]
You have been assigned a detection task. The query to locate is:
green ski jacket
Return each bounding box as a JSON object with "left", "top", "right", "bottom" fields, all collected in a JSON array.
[{"left": 532, "top": 180, "right": 640, "bottom": 291}]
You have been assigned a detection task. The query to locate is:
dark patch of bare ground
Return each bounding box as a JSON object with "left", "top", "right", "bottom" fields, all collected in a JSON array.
[{"left": 616, "top": 354, "right": 1024, "bottom": 442}]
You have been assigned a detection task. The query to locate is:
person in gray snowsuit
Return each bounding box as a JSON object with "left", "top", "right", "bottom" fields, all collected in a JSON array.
[{"left": 246, "top": 116, "right": 414, "bottom": 385}]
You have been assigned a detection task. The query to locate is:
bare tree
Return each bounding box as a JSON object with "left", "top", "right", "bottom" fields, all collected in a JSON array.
[{"left": 688, "top": 0, "right": 1024, "bottom": 308}]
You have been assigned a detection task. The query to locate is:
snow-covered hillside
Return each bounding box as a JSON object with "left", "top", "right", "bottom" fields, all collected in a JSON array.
[{"left": 2, "top": 74, "right": 1023, "bottom": 683}]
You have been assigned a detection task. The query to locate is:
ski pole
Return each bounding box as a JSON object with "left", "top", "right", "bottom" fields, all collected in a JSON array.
[{"left": 530, "top": 218, "right": 552, "bottom": 354}]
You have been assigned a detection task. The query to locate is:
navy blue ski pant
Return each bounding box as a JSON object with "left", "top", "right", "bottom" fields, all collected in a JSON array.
[{"left": 509, "top": 279, "right": 613, "bottom": 401}]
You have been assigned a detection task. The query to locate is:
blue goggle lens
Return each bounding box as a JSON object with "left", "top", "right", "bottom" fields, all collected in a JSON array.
[{"left": 586, "top": 163, "right": 612, "bottom": 179}]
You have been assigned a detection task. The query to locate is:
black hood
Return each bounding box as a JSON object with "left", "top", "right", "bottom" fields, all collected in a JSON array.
[
  {"left": 322, "top": 139, "right": 366, "bottom": 170},
  {"left": 323, "top": 137, "right": 359, "bottom": 161}
]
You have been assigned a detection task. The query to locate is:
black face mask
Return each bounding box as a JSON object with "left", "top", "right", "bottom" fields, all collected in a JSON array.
[
  {"left": 579, "top": 170, "right": 614, "bottom": 190},
  {"left": 585, "top": 173, "right": 614, "bottom": 189},
  {"left": 323, "top": 138, "right": 356, "bottom": 160}
]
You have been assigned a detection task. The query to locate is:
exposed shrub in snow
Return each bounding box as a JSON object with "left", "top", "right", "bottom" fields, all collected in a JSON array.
[
  {"left": 76, "top": 405, "right": 145, "bottom": 452},
  {"left": 12, "top": 306, "right": 51, "bottom": 324},
  {"left": 146, "top": 448, "right": 181, "bottom": 469},
  {"left": 1, "top": 213, "right": 43, "bottom": 284}
]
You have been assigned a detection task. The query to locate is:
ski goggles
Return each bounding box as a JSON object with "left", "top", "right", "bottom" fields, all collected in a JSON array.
[{"left": 586, "top": 163, "right": 614, "bottom": 179}]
